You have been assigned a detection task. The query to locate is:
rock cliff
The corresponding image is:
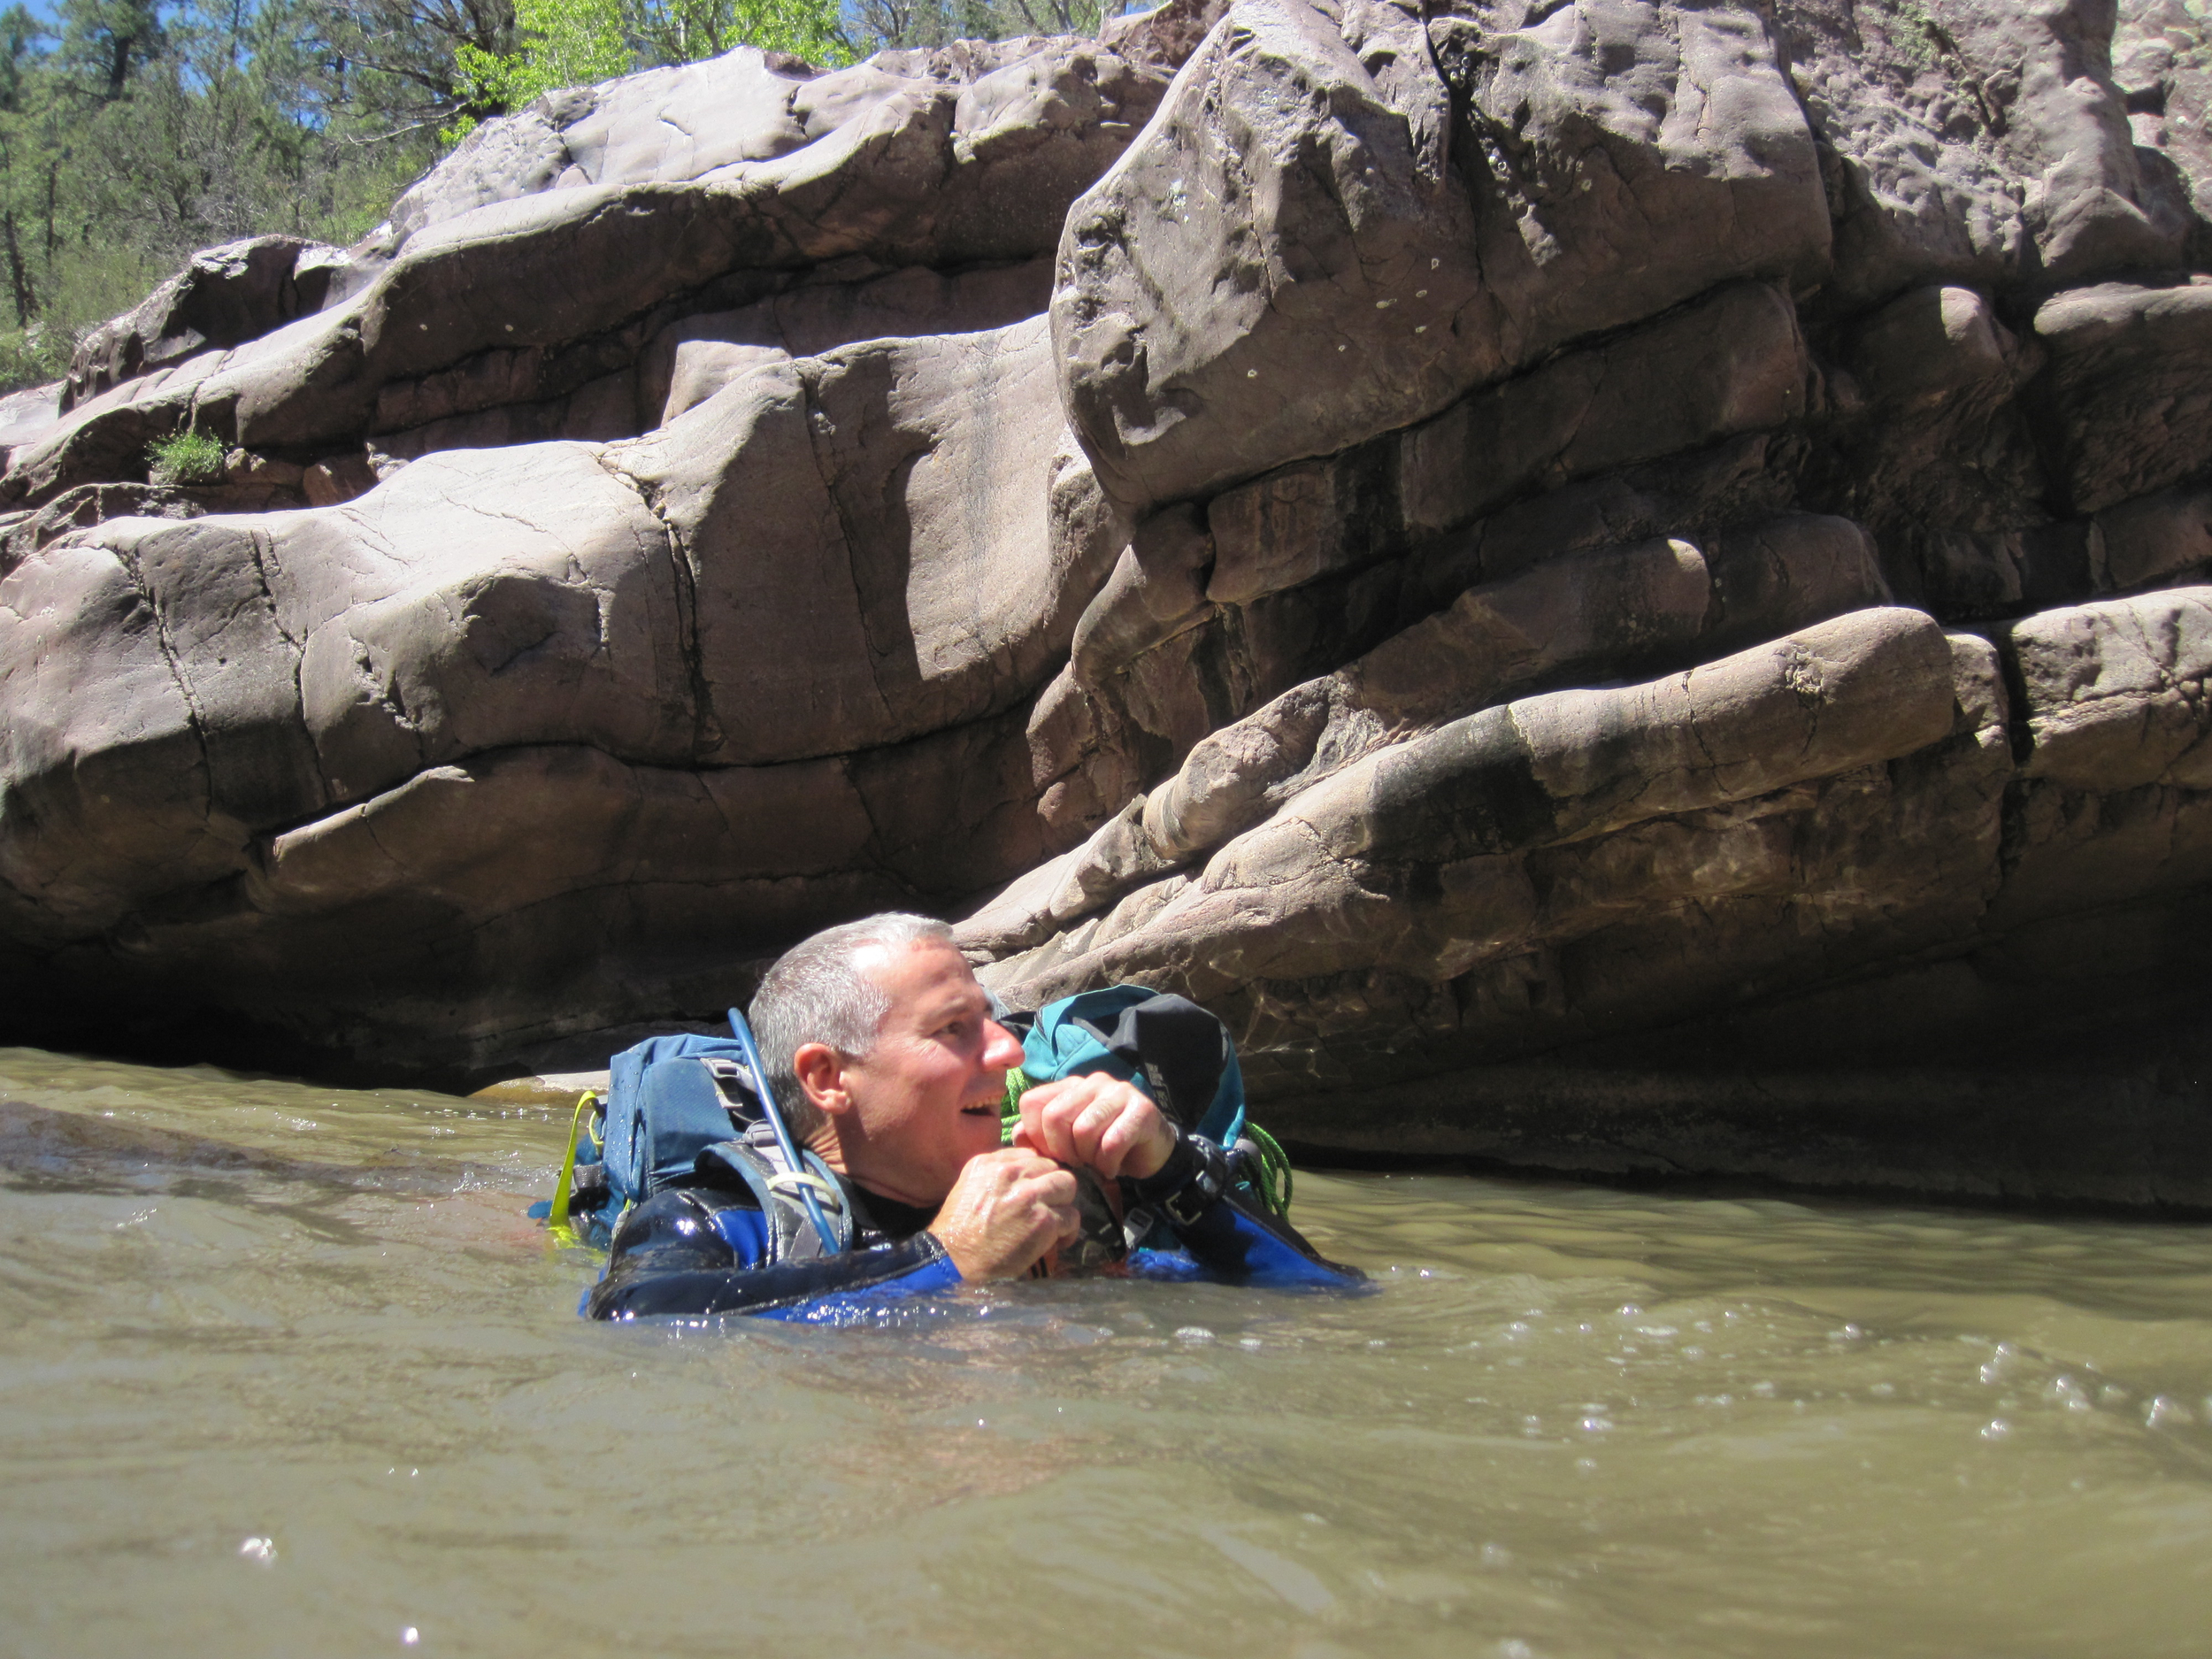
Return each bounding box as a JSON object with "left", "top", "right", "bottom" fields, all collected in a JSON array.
[{"left": 6, "top": 0, "right": 2212, "bottom": 1203}]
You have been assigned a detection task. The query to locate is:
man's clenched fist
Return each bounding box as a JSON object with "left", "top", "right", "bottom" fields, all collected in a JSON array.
[
  {"left": 928, "top": 1147, "right": 1082, "bottom": 1279},
  {"left": 1013, "top": 1072, "right": 1177, "bottom": 1182}
]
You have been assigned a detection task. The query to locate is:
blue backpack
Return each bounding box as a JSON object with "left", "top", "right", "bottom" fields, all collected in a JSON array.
[{"left": 541, "top": 1033, "right": 851, "bottom": 1253}]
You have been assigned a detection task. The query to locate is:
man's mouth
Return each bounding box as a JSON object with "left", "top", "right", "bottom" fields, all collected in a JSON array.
[{"left": 959, "top": 1103, "right": 997, "bottom": 1117}]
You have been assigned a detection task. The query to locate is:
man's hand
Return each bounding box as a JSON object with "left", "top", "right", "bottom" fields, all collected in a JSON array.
[
  {"left": 929, "top": 1148, "right": 1082, "bottom": 1280},
  {"left": 1013, "top": 1073, "right": 1177, "bottom": 1182}
]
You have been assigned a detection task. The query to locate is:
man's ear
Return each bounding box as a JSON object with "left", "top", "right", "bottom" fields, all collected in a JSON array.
[{"left": 790, "top": 1041, "right": 851, "bottom": 1118}]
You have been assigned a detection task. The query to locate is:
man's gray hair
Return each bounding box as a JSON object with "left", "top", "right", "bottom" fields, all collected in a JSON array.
[{"left": 747, "top": 912, "right": 956, "bottom": 1139}]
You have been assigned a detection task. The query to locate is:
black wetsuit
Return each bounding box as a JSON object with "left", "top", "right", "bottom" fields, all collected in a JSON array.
[{"left": 588, "top": 1129, "right": 1362, "bottom": 1322}]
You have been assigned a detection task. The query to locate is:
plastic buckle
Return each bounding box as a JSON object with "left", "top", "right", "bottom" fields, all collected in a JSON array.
[
  {"left": 1160, "top": 1162, "right": 1222, "bottom": 1228},
  {"left": 1120, "top": 1204, "right": 1157, "bottom": 1252}
]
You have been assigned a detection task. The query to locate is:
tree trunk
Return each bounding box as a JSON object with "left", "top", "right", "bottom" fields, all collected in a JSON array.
[
  {"left": 41, "top": 155, "right": 57, "bottom": 265},
  {"left": 4, "top": 209, "right": 37, "bottom": 326}
]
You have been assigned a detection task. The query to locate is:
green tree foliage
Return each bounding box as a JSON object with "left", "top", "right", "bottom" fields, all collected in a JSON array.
[
  {"left": 630, "top": 0, "right": 849, "bottom": 65},
  {"left": 446, "top": 0, "right": 852, "bottom": 143},
  {"left": 449, "top": 0, "right": 628, "bottom": 140},
  {"left": 0, "top": 0, "right": 449, "bottom": 389}
]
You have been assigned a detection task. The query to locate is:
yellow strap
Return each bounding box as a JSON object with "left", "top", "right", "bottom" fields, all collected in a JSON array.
[{"left": 545, "top": 1090, "right": 596, "bottom": 1248}]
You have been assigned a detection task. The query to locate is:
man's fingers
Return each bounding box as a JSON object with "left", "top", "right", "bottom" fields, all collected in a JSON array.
[
  {"left": 1032, "top": 1167, "right": 1079, "bottom": 1207},
  {"left": 1017, "top": 1086, "right": 1072, "bottom": 1163},
  {"left": 1093, "top": 1110, "right": 1141, "bottom": 1179},
  {"left": 1016, "top": 1075, "right": 1171, "bottom": 1179}
]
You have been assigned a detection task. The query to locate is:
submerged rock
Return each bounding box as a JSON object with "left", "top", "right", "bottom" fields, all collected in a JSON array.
[{"left": 3, "top": 0, "right": 2212, "bottom": 1202}]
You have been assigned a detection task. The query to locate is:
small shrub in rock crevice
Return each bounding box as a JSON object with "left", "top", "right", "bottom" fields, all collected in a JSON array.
[{"left": 146, "top": 428, "right": 226, "bottom": 487}]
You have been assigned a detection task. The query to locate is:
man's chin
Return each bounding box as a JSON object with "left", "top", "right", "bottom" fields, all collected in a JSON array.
[{"left": 959, "top": 1112, "right": 1007, "bottom": 1155}]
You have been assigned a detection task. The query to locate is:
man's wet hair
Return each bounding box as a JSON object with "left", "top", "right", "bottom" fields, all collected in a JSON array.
[{"left": 748, "top": 912, "right": 956, "bottom": 1138}]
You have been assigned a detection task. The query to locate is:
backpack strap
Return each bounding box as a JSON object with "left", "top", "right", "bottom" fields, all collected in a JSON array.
[{"left": 694, "top": 1132, "right": 854, "bottom": 1263}]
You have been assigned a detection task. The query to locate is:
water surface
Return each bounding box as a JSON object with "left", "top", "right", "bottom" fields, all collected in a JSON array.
[{"left": 4, "top": 1047, "right": 2208, "bottom": 1656}]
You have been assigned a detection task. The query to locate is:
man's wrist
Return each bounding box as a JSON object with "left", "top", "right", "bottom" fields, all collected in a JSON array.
[
  {"left": 920, "top": 1229, "right": 968, "bottom": 1280},
  {"left": 1123, "top": 1129, "right": 1227, "bottom": 1228},
  {"left": 1122, "top": 1113, "right": 1180, "bottom": 1181}
]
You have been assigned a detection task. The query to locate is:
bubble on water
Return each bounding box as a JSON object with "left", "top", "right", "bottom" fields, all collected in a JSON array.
[
  {"left": 1367, "top": 1338, "right": 1387, "bottom": 1348},
  {"left": 1240, "top": 1337, "right": 1263, "bottom": 1350},
  {"left": 1579, "top": 1417, "right": 1613, "bottom": 1432},
  {"left": 238, "top": 1536, "right": 274, "bottom": 1565},
  {"left": 401, "top": 1628, "right": 419, "bottom": 1647},
  {"left": 2101, "top": 1384, "right": 2130, "bottom": 1407},
  {"left": 1980, "top": 1419, "right": 2011, "bottom": 1440},
  {"left": 1751, "top": 1381, "right": 1776, "bottom": 1398},
  {"left": 1480, "top": 1543, "right": 1511, "bottom": 1566},
  {"left": 2147, "top": 1395, "right": 2193, "bottom": 1428},
  {"left": 1869, "top": 1382, "right": 1895, "bottom": 1397},
  {"left": 1175, "top": 1325, "right": 1214, "bottom": 1344},
  {"left": 1500, "top": 1640, "right": 1534, "bottom": 1658}
]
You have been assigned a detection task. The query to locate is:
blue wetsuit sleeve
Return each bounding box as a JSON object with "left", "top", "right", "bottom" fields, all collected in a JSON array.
[
  {"left": 586, "top": 1188, "right": 964, "bottom": 1320},
  {"left": 1125, "top": 1138, "right": 1364, "bottom": 1290}
]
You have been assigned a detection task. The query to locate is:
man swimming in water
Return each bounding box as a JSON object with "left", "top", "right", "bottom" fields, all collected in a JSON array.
[{"left": 588, "top": 912, "right": 1355, "bottom": 1318}]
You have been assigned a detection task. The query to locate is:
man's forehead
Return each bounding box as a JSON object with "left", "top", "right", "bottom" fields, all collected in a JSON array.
[{"left": 853, "top": 939, "right": 983, "bottom": 1012}]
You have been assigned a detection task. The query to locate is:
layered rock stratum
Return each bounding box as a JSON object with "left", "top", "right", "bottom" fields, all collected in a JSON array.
[{"left": 7, "top": 0, "right": 2212, "bottom": 1202}]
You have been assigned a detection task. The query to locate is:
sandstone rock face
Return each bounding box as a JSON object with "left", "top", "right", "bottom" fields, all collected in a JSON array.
[{"left": 4, "top": 1, "right": 2212, "bottom": 1202}]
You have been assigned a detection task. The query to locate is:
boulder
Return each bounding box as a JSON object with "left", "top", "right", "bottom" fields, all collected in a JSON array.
[
  {"left": 976, "top": 607, "right": 1961, "bottom": 1007},
  {"left": 1780, "top": 0, "right": 2200, "bottom": 308},
  {"left": 2114, "top": 0, "right": 2212, "bottom": 243},
  {"left": 2032, "top": 279, "right": 2212, "bottom": 513},
  {"left": 63, "top": 235, "right": 346, "bottom": 412},
  {"left": 959, "top": 513, "right": 1890, "bottom": 957},
  {"left": 1053, "top": 0, "right": 1827, "bottom": 515},
  {"left": 3, "top": 33, "right": 1175, "bottom": 510}
]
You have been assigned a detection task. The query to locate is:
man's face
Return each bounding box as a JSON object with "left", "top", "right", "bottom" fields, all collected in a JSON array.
[{"left": 834, "top": 941, "right": 1025, "bottom": 1205}]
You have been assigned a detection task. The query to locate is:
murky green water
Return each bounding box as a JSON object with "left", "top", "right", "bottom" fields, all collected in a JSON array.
[{"left": 4, "top": 1047, "right": 2211, "bottom": 1657}]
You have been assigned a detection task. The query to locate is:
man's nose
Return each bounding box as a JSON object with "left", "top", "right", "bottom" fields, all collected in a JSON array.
[{"left": 982, "top": 1018, "right": 1025, "bottom": 1070}]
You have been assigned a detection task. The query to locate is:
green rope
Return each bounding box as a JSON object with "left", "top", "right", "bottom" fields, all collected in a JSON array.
[
  {"left": 1244, "top": 1120, "right": 1294, "bottom": 1216},
  {"left": 1000, "top": 1066, "right": 1032, "bottom": 1146}
]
